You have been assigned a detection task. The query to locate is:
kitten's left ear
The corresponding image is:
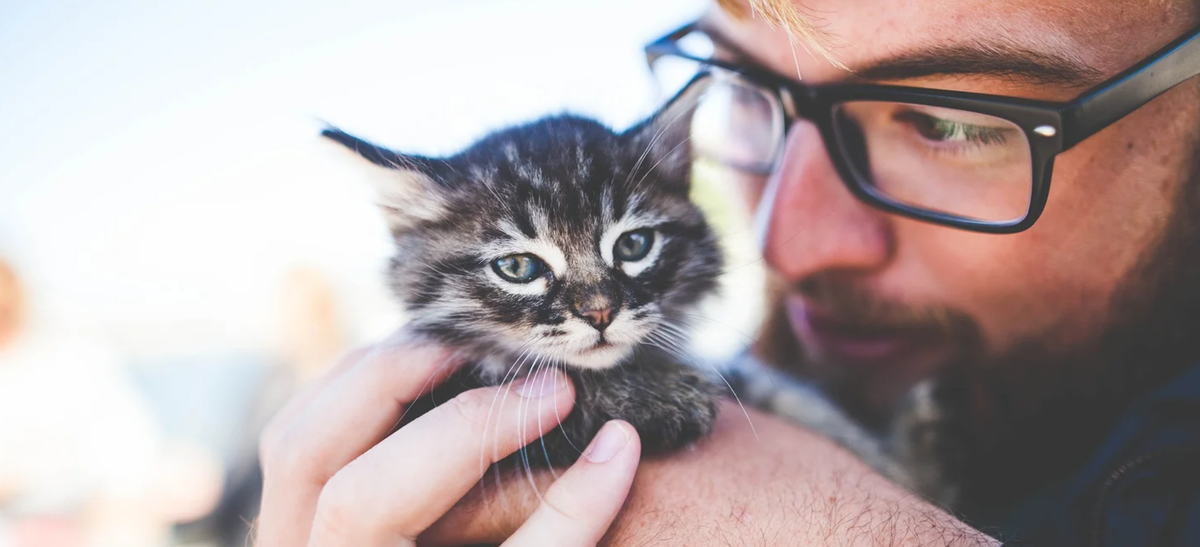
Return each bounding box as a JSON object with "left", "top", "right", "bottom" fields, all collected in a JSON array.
[
  {"left": 620, "top": 80, "right": 710, "bottom": 189},
  {"left": 320, "top": 127, "right": 449, "bottom": 231}
]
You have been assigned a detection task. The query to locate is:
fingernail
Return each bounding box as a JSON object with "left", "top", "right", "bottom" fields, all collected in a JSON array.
[
  {"left": 514, "top": 369, "right": 565, "bottom": 398},
  {"left": 584, "top": 421, "right": 630, "bottom": 463}
]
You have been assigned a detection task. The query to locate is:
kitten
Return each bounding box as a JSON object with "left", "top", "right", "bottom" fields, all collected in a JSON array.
[{"left": 322, "top": 90, "right": 725, "bottom": 467}]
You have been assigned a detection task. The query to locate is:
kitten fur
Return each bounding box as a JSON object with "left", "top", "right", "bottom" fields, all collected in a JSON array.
[{"left": 323, "top": 90, "right": 725, "bottom": 467}]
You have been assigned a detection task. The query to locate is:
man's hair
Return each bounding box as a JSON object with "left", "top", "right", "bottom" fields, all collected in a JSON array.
[{"left": 715, "top": 0, "right": 842, "bottom": 68}]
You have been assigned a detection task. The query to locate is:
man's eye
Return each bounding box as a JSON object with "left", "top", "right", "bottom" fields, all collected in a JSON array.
[
  {"left": 614, "top": 229, "right": 655, "bottom": 262},
  {"left": 491, "top": 254, "right": 545, "bottom": 283},
  {"left": 895, "top": 110, "right": 1009, "bottom": 146}
]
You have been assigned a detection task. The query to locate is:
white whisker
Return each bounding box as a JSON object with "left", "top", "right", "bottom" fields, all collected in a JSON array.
[
  {"left": 519, "top": 356, "right": 547, "bottom": 504},
  {"left": 647, "top": 326, "right": 759, "bottom": 442}
]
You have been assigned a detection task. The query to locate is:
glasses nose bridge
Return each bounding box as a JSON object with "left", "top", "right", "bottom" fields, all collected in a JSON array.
[{"left": 775, "top": 81, "right": 821, "bottom": 126}]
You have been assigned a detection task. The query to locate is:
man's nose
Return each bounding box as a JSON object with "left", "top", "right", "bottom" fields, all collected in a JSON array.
[
  {"left": 571, "top": 293, "right": 617, "bottom": 332},
  {"left": 761, "top": 121, "right": 893, "bottom": 282}
]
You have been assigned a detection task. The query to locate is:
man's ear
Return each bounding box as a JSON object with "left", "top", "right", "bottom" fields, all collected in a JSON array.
[
  {"left": 620, "top": 78, "right": 710, "bottom": 191},
  {"left": 320, "top": 127, "right": 448, "bottom": 231}
]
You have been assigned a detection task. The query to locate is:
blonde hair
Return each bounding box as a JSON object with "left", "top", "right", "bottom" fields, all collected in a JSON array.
[{"left": 715, "top": 0, "right": 844, "bottom": 69}]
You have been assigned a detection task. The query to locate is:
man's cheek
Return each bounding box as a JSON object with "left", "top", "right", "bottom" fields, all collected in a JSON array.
[
  {"left": 901, "top": 224, "right": 1051, "bottom": 351},
  {"left": 909, "top": 214, "right": 1114, "bottom": 355}
]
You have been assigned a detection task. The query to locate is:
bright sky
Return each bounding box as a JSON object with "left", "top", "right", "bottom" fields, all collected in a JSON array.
[{"left": 0, "top": 0, "right": 709, "bottom": 354}]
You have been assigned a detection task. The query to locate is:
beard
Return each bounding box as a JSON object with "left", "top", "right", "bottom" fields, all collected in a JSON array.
[{"left": 753, "top": 149, "right": 1200, "bottom": 510}]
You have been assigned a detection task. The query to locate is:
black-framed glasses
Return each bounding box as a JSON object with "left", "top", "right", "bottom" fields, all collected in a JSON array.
[{"left": 644, "top": 22, "right": 1200, "bottom": 233}]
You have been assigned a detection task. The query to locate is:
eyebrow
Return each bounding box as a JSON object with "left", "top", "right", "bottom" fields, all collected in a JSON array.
[
  {"left": 850, "top": 42, "right": 1105, "bottom": 88},
  {"left": 696, "top": 17, "right": 1108, "bottom": 90}
]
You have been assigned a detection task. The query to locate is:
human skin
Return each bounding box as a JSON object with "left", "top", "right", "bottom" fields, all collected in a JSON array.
[{"left": 258, "top": 0, "right": 1200, "bottom": 545}]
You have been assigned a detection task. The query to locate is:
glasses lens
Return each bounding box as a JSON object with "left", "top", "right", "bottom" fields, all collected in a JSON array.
[
  {"left": 649, "top": 57, "right": 784, "bottom": 174},
  {"left": 832, "top": 101, "right": 1033, "bottom": 223},
  {"left": 690, "top": 71, "right": 783, "bottom": 173}
]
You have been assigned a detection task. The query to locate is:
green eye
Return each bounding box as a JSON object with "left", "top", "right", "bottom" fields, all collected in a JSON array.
[
  {"left": 491, "top": 254, "right": 545, "bottom": 283},
  {"left": 614, "top": 229, "right": 655, "bottom": 262},
  {"left": 896, "top": 110, "right": 1010, "bottom": 146}
]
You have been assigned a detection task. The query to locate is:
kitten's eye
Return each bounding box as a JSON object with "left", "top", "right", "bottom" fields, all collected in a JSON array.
[
  {"left": 491, "top": 254, "right": 546, "bottom": 283},
  {"left": 614, "top": 229, "right": 655, "bottom": 262}
]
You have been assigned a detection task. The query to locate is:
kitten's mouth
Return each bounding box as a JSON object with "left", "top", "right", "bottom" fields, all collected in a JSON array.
[
  {"left": 566, "top": 338, "right": 634, "bottom": 368},
  {"left": 582, "top": 340, "right": 613, "bottom": 353}
]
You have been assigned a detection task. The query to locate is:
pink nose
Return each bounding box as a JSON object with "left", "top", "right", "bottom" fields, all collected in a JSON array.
[{"left": 579, "top": 308, "right": 613, "bottom": 331}]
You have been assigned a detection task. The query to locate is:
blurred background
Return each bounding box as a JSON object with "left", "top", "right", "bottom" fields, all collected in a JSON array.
[{"left": 0, "top": 0, "right": 770, "bottom": 545}]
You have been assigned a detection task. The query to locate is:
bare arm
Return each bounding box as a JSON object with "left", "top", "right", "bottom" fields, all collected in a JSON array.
[{"left": 426, "top": 400, "right": 999, "bottom": 547}]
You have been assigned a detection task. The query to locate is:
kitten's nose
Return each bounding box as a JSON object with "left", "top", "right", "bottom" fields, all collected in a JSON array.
[
  {"left": 579, "top": 307, "right": 613, "bottom": 331},
  {"left": 571, "top": 295, "right": 616, "bottom": 332}
]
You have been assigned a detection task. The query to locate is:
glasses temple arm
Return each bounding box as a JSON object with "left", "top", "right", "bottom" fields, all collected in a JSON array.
[{"left": 1062, "top": 26, "right": 1200, "bottom": 149}]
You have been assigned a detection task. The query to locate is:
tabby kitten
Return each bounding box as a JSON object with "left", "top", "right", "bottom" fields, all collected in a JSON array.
[{"left": 322, "top": 93, "right": 725, "bottom": 467}]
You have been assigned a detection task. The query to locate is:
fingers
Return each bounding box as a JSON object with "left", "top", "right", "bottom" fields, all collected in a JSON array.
[
  {"left": 305, "top": 367, "right": 576, "bottom": 547},
  {"left": 261, "top": 331, "right": 428, "bottom": 441},
  {"left": 422, "top": 421, "right": 643, "bottom": 547},
  {"left": 501, "top": 420, "right": 641, "bottom": 547},
  {"left": 256, "top": 341, "right": 462, "bottom": 547}
]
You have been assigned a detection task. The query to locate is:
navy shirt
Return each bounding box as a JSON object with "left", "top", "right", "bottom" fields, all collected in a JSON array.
[{"left": 993, "top": 362, "right": 1200, "bottom": 546}]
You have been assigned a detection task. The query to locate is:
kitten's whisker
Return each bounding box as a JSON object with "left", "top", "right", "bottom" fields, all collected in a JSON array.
[
  {"left": 624, "top": 93, "right": 701, "bottom": 191},
  {"left": 671, "top": 314, "right": 791, "bottom": 391},
  {"left": 514, "top": 354, "right": 537, "bottom": 482},
  {"left": 519, "top": 356, "right": 548, "bottom": 505},
  {"left": 551, "top": 361, "right": 584, "bottom": 457},
  {"left": 623, "top": 93, "right": 696, "bottom": 189},
  {"left": 648, "top": 327, "right": 760, "bottom": 442},
  {"left": 670, "top": 315, "right": 788, "bottom": 392},
  {"left": 633, "top": 136, "right": 692, "bottom": 189},
  {"left": 536, "top": 360, "right": 562, "bottom": 480},
  {"left": 482, "top": 342, "right": 536, "bottom": 473},
  {"left": 393, "top": 344, "right": 457, "bottom": 429},
  {"left": 675, "top": 312, "right": 758, "bottom": 347},
  {"left": 484, "top": 344, "right": 536, "bottom": 513}
]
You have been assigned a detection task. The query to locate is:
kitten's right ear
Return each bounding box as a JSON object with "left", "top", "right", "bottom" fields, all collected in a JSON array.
[
  {"left": 619, "top": 78, "right": 710, "bottom": 191},
  {"left": 320, "top": 127, "right": 448, "bottom": 231}
]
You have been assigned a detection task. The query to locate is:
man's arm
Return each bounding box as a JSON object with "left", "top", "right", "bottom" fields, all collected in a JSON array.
[{"left": 424, "top": 400, "right": 1000, "bottom": 547}]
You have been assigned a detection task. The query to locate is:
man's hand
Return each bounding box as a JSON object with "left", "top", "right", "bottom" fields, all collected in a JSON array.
[
  {"left": 426, "top": 400, "right": 1000, "bottom": 547},
  {"left": 254, "top": 339, "right": 642, "bottom": 547}
]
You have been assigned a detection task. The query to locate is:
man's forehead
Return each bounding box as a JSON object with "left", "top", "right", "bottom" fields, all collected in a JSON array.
[{"left": 707, "top": 0, "right": 1195, "bottom": 96}]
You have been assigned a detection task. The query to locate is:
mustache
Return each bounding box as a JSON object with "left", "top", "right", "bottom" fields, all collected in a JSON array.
[{"left": 794, "top": 275, "right": 975, "bottom": 336}]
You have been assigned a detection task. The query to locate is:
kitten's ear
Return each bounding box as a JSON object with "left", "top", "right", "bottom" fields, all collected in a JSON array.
[
  {"left": 620, "top": 80, "right": 708, "bottom": 189},
  {"left": 320, "top": 127, "right": 448, "bottom": 231}
]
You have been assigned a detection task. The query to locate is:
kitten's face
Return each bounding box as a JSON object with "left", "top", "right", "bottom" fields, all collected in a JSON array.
[
  {"left": 326, "top": 111, "right": 720, "bottom": 370},
  {"left": 435, "top": 195, "right": 706, "bottom": 369}
]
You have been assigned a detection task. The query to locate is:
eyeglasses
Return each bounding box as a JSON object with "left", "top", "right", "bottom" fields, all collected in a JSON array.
[{"left": 644, "top": 22, "right": 1200, "bottom": 233}]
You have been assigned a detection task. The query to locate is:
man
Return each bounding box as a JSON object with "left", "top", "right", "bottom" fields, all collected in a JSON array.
[{"left": 254, "top": 0, "right": 1200, "bottom": 545}]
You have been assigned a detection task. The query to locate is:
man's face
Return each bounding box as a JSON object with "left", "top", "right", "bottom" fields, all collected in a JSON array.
[{"left": 708, "top": 0, "right": 1200, "bottom": 421}]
